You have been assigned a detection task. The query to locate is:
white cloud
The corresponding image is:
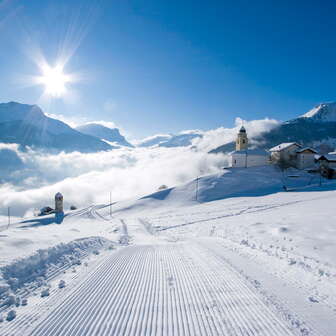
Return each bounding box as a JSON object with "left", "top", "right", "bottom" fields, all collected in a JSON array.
[
  {"left": 193, "top": 117, "right": 281, "bottom": 152},
  {"left": 84, "top": 120, "right": 117, "bottom": 129},
  {"left": 179, "top": 129, "right": 203, "bottom": 135},
  {"left": 0, "top": 147, "right": 227, "bottom": 217},
  {"left": 0, "top": 116, "right": 280, "bottom": 217}
]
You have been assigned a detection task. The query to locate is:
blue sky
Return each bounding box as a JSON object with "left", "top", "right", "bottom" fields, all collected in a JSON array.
[{"left": 0, "top": 0, "right": 335, "bottom": 138}]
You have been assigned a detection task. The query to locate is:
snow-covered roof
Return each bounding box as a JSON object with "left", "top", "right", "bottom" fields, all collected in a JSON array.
[
  {"left": 269, "top": 142, "right": 301, "bottom": 152},
  {"left": 230, "top": 148, "right": 269, "bottom": 156},
  {"left": 296, "top": 147, "right": 318, "bottom": 154},
  {"left": 316, "top": 154, "right": 336, "bottom": 162}
]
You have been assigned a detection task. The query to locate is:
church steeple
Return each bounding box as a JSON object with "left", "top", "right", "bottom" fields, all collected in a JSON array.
[{"left": 236, "top": 126, "right": 248, "bottom": 150}]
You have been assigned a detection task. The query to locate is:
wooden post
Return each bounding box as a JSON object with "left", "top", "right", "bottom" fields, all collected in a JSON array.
[
  {"left": 7, "top": 207, "right": 10, "bottom": 229},
  {"left": 109, "top": 192, "right": 112, "bottom": 217}
]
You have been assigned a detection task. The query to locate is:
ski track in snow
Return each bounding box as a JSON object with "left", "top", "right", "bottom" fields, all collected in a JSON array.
[{"left": 1, "top": 240, "right": 295, "bottom": 336}]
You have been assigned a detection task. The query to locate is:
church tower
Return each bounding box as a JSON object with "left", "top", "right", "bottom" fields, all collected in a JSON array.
[{"left": 236, "top": 126, "right": 248, "bottom": 151}]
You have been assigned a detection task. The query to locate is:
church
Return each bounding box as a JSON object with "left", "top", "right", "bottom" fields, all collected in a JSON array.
[{"left": 228, "top": 126, "right": 270, "bottom": 168}]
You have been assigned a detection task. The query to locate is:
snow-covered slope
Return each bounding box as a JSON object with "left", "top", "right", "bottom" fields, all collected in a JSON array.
[
  {"left": 1, "top": 167, "right": 336, "bottom": 335},
  {"left": 137, "top": 131, "right": 202, "bottom": 148},
  {"left": 158, "top": 131, "right": 203, "bottom": 147},
  {"left": 301, "top": 102, "right": 336, "bottom": 122},
  {"left": 137, "top": 134, "right": 173, "bottom": 147},
  {"left": 110, "top": 165, "right": 315, "bottom": 217},
  {"left": 0, "top": 102, "right": 112, "bottom": 153},
  {"left": 75, "top": 123, "right": 133, "bottom": 147}
]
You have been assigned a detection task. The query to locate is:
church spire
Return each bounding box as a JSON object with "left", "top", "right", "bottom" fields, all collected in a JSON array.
[{"left": 236, "top": 126, "right": 248, "bottom": 150}]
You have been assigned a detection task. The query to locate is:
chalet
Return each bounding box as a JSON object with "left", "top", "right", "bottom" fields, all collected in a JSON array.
[
  {"left": 270, "top": 143, "right": 319, "bottom": 169},
  {"left": 269, "top": 143, "right": 301, "bottom": 167},
  {"left": 315, "top": 153, "right": 336, "bottom": 169},
  {"left": 295, "top": 147, "right": 318, "bottom": 169},
  {"left": 315, "top": 153, "right": 336, "bottom": 179},
  {"left": 229, "top": 127, "right": 269, "bottom": 168}
]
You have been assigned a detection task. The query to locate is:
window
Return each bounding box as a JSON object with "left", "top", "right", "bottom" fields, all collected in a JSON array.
[{"left": 243, "top": 139, "right": 245, "bottom": 144}]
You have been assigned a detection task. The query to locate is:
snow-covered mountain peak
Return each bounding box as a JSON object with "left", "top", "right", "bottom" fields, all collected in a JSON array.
[
  {"left": 75, "top": 123, "right": 133, "bottom": 147},
  {"left": 0, "top": 102, "right": 112, "bottom": 152},
  {"left": 137, "top": 130, "right": 203, "bottom": 148},
  {"left": 0, "top": 101, "right": 44, "bottom": 122},
  {"left": 301, "top": 102, "right": 336, "bottom": 122}
]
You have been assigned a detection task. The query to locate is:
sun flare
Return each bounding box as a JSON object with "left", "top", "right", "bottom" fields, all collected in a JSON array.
[{"left": 37, "top": 64, "right": 71, "bottom": 97}]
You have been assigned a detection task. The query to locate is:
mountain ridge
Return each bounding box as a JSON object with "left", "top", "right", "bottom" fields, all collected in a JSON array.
[
  {"left": 76, "top": 123, "right": 133, "bottom": 147},
  {"left": 0, "top": 102, "right": 112, "bottom": 153}
]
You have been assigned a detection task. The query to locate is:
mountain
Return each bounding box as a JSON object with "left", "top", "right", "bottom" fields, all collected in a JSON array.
[
  {"left": 0, "top": 102, "right": 112, "bottom": 153},
  {"left": 138, "top": 131, "right": 203, "bottom": 148},
  {"left": 158, "top": 132, "right": 203, "bottom": 148},
  {"left": 137, "top": 134, "right": 173, "bottom": 147},
  {"left": 210, "top": 102, "right": 336, "bottom": 154},
  {"left": 300, "top": 102, "right": 336, "bottom": 122},
  {"left": 76, "top": 123, "right": 133, "bottom": 147}
]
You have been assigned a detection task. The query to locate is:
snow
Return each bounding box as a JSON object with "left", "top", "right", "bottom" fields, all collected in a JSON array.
[
  {"left": 320, "top": 154, "right": 336, "bottom": 162},
  {"left": 301, "top": 102, "right": 336, "bottom": 122},
  {"left": 75, "top": 123, "right": 133, "bottom": 148},
  {"left": 135, "top": 134, "right": 173, "bottom": 147},
  {"left": 0, "top": 102, "right": 112, "bottom": 153},
  {"left": 295, "top": 147, "right": 318, "bottom": 154},
  {"left": 136, "top": 130, "right": 203, "bottom": 148},
  {"left": 269, "top": 142, "right": 301, "bottom": 152},
  {"left": 0, "top": 166, "right": 336, "bottom": 335},
  {"left": 230, "top": 148, "right": 269, "bottom": 155}
]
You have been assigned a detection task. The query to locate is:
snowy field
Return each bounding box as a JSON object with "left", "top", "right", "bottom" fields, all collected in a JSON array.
[{"left": 0, "top": 166, "right": 336, "bottom": 335}]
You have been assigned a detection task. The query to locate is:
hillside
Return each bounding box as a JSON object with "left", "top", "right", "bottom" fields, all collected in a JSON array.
[
  {"left": 138, "top": 131, "right": 202, "bottom": 148},
  {"left": 301, "top": 102, "right": 336, "bottom": 122},
  {"left": 0, "top": 102, "right": 112, "bottom": 153},
  {"left": 1, "top": 166, "right": 336, "bottom": 335},
  {"left": 109, "top": 165, "right": 317, "bottom": 216},
  {"left": 76, "top": 123, "right": 133, "bottom": 147}
]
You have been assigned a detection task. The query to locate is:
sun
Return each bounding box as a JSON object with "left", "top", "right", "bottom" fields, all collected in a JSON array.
[{"left": 37, "top": 64, "right": 71, "bottom": 97}]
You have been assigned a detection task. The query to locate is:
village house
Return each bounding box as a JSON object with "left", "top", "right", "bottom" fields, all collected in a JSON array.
[
  {"left": 269, "top": 143, "right": 318, "bottom": 169},
  {"left": 315, "top": 153, "right": 336, "bottom": 178},
  {"left": 316, "top": 153, "right": 336, "bottom": 168},
  {"left": 229, "top": 126, "right": 269, "bottom": 168},
  {"left": 295, "top": 147, "right": 318, "bottom": 169},
  {"left": 269, "top": 142, "right": 301, "bottom": 168}
]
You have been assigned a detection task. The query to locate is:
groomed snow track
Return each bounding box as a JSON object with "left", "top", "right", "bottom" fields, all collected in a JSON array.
[{"left": 2, "top": 242, "right": 295, "bottom": 336}]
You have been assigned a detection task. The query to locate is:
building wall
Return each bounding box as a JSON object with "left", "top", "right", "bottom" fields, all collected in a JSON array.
[
  {"left": 271, "top": 144, "right": 300, "bottom": 167},
  {"left": 231, "top": 154, "right": 268, "bottom": 168},
  {"left": 280, "top": 145, "right": 300, "bottom": 162},
  {"left": 320, "top": 160, "right": 336, "bottom": 169},
  {"left": 236, "top": 134, "right": 248, "bottom": 151},
  {"left": 296, "top": 153, "right": 316, "bottom": 169}
]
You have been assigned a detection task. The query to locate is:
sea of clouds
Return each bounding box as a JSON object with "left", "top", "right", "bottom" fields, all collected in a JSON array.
[{"left": 0, "top": 117, "right": 280, "bottom": 218}]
